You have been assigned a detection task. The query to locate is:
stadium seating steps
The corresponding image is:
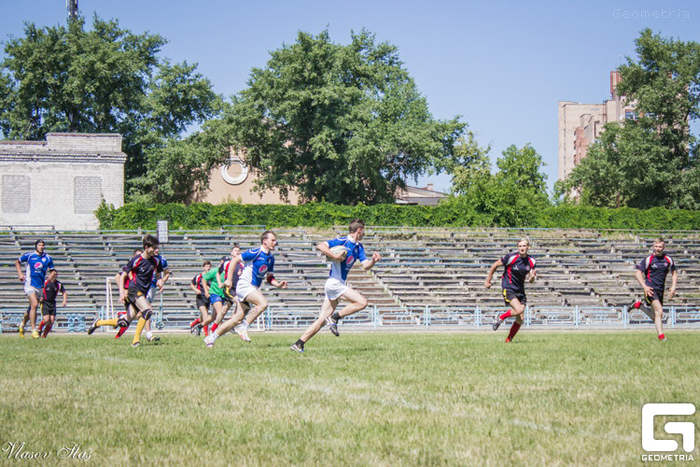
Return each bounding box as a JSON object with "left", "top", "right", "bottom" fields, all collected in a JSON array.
[{"left": 1, "top": 226, "right": 699, "bottom": 330}]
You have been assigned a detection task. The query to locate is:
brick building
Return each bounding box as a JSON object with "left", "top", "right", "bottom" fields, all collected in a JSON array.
[{"left": 0, "top": 133, "right": 126, "bottom": 229}]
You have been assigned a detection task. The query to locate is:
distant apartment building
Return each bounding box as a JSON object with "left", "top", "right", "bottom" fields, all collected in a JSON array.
[{"left": 558, "top": 71, "right": 637, "bottom": 181}]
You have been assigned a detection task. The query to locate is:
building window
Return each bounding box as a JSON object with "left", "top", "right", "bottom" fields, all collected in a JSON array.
[
  {"left": 625, "top": 110, "right": 637, "bottom": 120},
  {"left": 2, "top": 175, "right": 31, "bottom": 213},
  {"left": 74, "top": 176, "right": 102, "bottom": 214}
]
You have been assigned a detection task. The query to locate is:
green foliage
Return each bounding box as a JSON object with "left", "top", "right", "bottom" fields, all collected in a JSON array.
[
  {"left": 0, "top": 15, "right": 221, "bottom": 202},
  {"left": 96, "top": 200, "right": 700, "bottom": 231},
  {"left": 209, "top": 29, "right": 464, "bottom": 204},
  {"left": 562, "top": 29, "right": 700, "bottom": 209}
]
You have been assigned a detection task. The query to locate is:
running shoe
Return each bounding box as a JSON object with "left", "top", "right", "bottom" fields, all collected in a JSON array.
[
  {"left": 87, "top": 318, "right": 99, "bottom": 335},
  {"left": 290, "top": 343, "right": 304, "bottom": 353},
  {"left": 18, "top": 324, "right": 24, "bottom": 338},
  {"left": 492, "top": 316, "right": 503, "bottom": 331},
  {"left": 325, "top": 316, "right": 339, "bottom": 336},
  {"left": 31, "top": 330, "right": 40, "bottom": 339}
]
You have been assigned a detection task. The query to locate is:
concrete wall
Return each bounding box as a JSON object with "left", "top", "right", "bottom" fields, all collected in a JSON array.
[{"left": 0, "top": 133, "right": 126, "bottom": 229}]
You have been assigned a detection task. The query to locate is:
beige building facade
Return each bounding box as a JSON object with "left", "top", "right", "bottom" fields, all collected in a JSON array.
[{"left": 558, "top": 71, "right": 637, "bottom": 181}]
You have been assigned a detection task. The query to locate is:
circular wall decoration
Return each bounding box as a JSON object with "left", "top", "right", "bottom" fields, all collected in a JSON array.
[{"left": 220, "top": 157, "right": 249, "bottom": 185}]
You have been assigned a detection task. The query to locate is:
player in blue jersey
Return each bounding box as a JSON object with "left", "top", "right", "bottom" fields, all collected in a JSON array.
[
  {"left": 626, "top": 238, "right": 678, "bottom": 341},
  {"left": 291, "top": 219, "right": 381, "bottom": 352},
  {"left": 205, "top": 231, "right": 287, "bottom": 347},
  {"left": 486, "top": 239, "right": 537, "bottom": 343},
  {"left": 15, "top": 239, "right": 54, "bottom": 338}
]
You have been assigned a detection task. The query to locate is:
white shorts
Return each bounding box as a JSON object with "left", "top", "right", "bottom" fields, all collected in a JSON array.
[
  {"left": 24, "top": 285, "right": 41, "bottom": 299},
  {"left": 236, "top": 282, "right": 259, "bottom": 302},
  {"left": 325, "top": 277, "right": 348, "bottom": 301}
]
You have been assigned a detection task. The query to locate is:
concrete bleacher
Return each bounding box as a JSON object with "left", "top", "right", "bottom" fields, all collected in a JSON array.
[{"left": 2, "top": 226, "right": 699, "bottom": 332}]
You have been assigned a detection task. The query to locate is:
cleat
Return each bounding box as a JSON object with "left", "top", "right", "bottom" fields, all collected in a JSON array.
[
  {"left": 204, "top": 335, "right": 215, "bottom": 348},
  {"left": 131, "top": 342, "right": 140, "bottom": 348},
  {"left": 87, "top": 318, "right": 99, "bottom": 335},
  {"left": 238, "top": 329, "right": 251, "bottom": 342},
  {"left": 18, "top": 324, "right": 25, "bottom": 338},
  {"left": 625, "top": 301, "right": 637, "bottom": 313},
  {"left": 147, "top": 335, "right": 160, "bottom": 342},
  {"left": 325, "top": 316, "right": 339, "bottom": 337},
  {"left": 659, "top": 337, "right": 667, "bottom": 342},
  {"left": 195, "top": 325, "right": 202, "bottom": 336},
  {"left": 492, "top": 316, "right": 503, "bottom": 331},
  {"left": 290, "top": 343, "right": 304, "bottom": 353},
  {"left": 505, "top": 337, "right": 512, "bottom": 343},
  {"left": 190, "top": 325, "right": 197, "bottom": 335},
  {"left": 31, "top": 330, "right": 40, "bottom": 339}
]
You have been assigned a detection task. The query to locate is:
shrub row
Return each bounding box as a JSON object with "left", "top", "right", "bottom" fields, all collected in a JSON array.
[{"left": 95, "top": 200, "right": 700, "bottom": 231}]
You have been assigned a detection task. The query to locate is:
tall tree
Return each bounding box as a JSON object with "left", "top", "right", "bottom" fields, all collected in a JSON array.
[
  {"left": 0, "top": 15, "right": 220, "bottom": 201},
  {"left": 562, "top": 29, "right": 700, "bottom": 209},
  {"left": 216, "top": 29, "right": 464, "bottom": 205}
]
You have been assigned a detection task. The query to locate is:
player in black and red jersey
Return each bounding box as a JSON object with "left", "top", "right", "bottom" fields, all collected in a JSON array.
[
  {"left": 485, "top": 238, "right": 537, "bottom": 343},
  {"left": 37, "top": 268, "right": 67, "bottom": 337},
  {"left": 627, "top": 238, "right": 678, "bottom": 341}
]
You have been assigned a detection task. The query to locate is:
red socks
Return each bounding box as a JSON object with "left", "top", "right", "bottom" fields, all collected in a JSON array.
[
  {"left": 190, "top": 318, "right": 201, "bottom": 328},
  {"left": 203, "top": 325, "right": 209, "bottom": 336},
  {"left": 499, "top": 310, "right": 513, "bottom": 320},
  {"left": 115, "top": 326, "right": 128, "bottom": 339},
  {"left": 42, "top": 324, "right": 52, "bottom": 337},
  {"left": 39, "top": 321, "right": 46, "bottom": 331},
  {"left": 507, "top": 322, "right": 522, "bottom": 342},
  {"left": 632, "top": 302, "right": 642, "bottom": 309},
  {"left": 658, "top": 334, "right": 665, "bottom": 341},
  {"left": 211, "top": 323, "right": 218, "bottom": 333}
]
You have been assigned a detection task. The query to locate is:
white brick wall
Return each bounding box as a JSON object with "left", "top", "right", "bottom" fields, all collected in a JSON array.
[{"left": 0, "top": 134, "right": 126, "bottom": 229}]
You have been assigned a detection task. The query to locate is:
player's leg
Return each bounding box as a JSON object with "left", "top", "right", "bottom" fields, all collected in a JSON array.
[
  {"left": 131, "top": 296, "right": 152, "bottom": 347},
  {"left": 291, "top": 297, "right": 337, "bottom": 352},
  {"left": 205, "top": 301, "right": 247, "bottom": 347},
  {"left": 504, "top": 297, "right": 526, "bottom": 343},
  {"left": 27, "top": 291, "right": 40, "bottom": 337},
  {"left": 232, "top": 289, "right": 267, "bottom": 342},
  {"left": 326, "top": 287, "right": 368, "bottom": 337},
  {"left": 651, "top": 300, "right": 666, "bottom": 340},
  {"left": 42, "top": 313, "right": 56, "bottom": 337}
]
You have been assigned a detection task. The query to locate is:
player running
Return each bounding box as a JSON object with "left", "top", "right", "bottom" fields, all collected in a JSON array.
[
  {"left": 291, "top": 219, "right": 381, "bottom": 352},
  {"left": 143, "top": 247, "right": 170, "bottom": 342},
  {"left": 15, "top": 239, "right": 54, "bottom": 338},
  {"left": 626, "top": 238, "right": 678, "bottom": 341},
  {"left": 205, "top": 231, "right": 287, "bottom": 347},
  {"left": 89, "top": 235, "right": 163, "bottom": 347},
  {"left": 37, "top": 268, "right": 67, "bottom": 338},
  {"left": 486, "top": 238, "right": 537, "bottom": 343},
  {"left": 189, "top": 260, "right": 212, "bottom": 335}
]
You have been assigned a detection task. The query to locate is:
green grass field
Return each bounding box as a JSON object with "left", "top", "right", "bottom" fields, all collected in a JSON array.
[{"left": 1, "top": 331, "right": 699, "bottom": 466}]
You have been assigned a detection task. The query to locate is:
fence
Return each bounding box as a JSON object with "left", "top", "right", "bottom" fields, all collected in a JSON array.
[{"left": 2, "top": 305, "right": 700, "bottom": 334}]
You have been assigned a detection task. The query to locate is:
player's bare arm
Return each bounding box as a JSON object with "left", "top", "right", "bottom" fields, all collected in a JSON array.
[{"left": 484, "top": 259, "right": 503, "bottom": 288}]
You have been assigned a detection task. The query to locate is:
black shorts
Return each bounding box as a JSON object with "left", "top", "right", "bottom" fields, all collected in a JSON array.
[
  {"left": 644, "top": 288, "right": 664, "bottom": 306},
  {"left": 196, "top": 295, "right": 211, "bottom": 309},
  {"left": 128, "top": 285, "right": 148, "bottom": 306},
  {"left": 502, "top": 288, "right": 526, "bottom": 306},
  {"left": 42, "top": 301, "right": 57, "bottom": 316}
]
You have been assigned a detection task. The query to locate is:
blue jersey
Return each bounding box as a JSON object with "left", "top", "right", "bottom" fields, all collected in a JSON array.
[
  {"left": 150, "top": 255, "right": 168, "bottom": 288},
  {"left": 500, "top": 252, "right": 536, "bottom": 293},
  {"left": 326, "top": 237, "right": 367, "bottom": 282},
  {"left": 18, "top": 252, "right": 54, "bottom": 289},
  {"left": 239, "top": 247, "right": 275, "bottom": 288}
]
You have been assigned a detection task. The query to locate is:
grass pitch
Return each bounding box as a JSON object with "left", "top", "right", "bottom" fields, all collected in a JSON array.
[{"left": 1, "top": 331, "right": 699, "bottom": 466}]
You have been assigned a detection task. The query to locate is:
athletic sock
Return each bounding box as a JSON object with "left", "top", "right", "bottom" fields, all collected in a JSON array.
[
  {"left": 97, "top": 318, "right": 119, "bottom": 327},
  {"left": 203, "top": 325, "right": 209, "bottom": 336},
  {"left": 132, "top": 318, "right": 147, "bottom": 345},
  {"left": 190, "top": 318, "right": 201, "bottom": 328},
  {"left": 211, "top": 323, "right": 218, "bottom": 333},
  {"left": 210, "top": 332, "right": 220, "bottom": 342},
  {"left": 499, "top": 310, "right": 512, "bottom": 321},
  {"left": 42, "top": 324, "right": 52, "bottom": 337},
  {"left": 331, "top": 311, "right": 341, "bottom": 322},
  {"left": 295, "top": 339, "right": 305, "bottom": 348},
  {"left": 38, "top": 321, "right": 46, "bottom": 331},
  {"left": 146, "top": 331, "right": 153, "bottom": 340},
  {"left": 658, "top": 333, "right": 665, "bottom": 341},
  {"left": 632, "top": 301, "right": 642, "bottom": 309},
  {"left": 115, "top": 326, "right": 128, "bottom": 339},
  {"left": 507, "top": 322, "right": 522, "bottom": 341}
]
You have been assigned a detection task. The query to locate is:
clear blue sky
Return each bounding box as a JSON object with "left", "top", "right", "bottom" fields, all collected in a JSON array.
[{"left": 2, "top": 0, "right": 698, "bottom": 192}]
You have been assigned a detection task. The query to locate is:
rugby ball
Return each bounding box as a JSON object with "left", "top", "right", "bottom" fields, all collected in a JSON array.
[{"left": 328, "top": 245, "right": 347, "bottom": 260}]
